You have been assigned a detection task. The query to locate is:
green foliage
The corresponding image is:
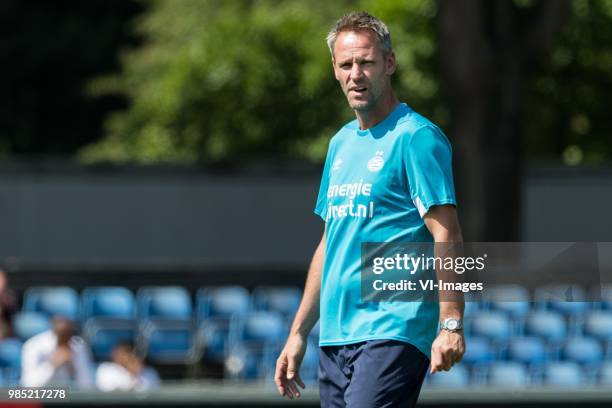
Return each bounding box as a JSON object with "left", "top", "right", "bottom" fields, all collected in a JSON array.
[
  {"left": 80, "top": 0, "right": 439, "bottom": 164},
  {"left": 82, "top": 0, "right": 612, "bottom": 165},
  {"left": 523, "top": 0, "right": 612, "bottom": 164}
]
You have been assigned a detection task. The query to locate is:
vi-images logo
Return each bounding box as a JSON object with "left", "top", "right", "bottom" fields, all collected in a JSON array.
[{"left": 367, "top": 151, "right": 384, "bottom": 172}]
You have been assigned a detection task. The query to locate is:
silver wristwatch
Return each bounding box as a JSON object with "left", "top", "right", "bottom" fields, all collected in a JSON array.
[{"left": 439, "top": 317, "right": 463, "bottom": 332}]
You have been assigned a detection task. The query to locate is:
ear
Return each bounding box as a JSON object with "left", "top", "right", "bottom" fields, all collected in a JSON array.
[
  {"left": 332, "top": 57, "right": 340, "bottom": 81},
  {"left": 386, "top": 52, "right": 397, "bottom": 76}
]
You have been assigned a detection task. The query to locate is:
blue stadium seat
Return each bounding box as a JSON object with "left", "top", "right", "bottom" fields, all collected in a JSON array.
[
  {"left": 225, "top": 312, "right": 286, "bottom": 380},
  {"left": 563, "top": 336, "right": 603, "bottom": 365},
  {"left": 22, "top": 286, "right": 79, "bottom": 320},
  {"left": 599, "top": 362, "right": 612, "bottom": 386},
  {"left": 139, "top": 320, "right": 196, "bottom": 364},
  {"left": 83, "top": 318, "right": 136, "bottom": 360},
  {"left": 600, "top": 285, "right": 612, "bottom": 310},
  {"left": 231, "top": 311, "right": 286, "bottom": 347},
  {"left": 81, "top": 287, "right": 135, "bottom": 321},
  {"left": 137, "top": 286, "right": 192, "bottom": 321},
  {"left": 197, "top": 286, "right": 250, "bottom": 321},
  {"left": 463, "top": 301, "right": 481, "bottom": 318},
  {"left": 584, "top": 311, "right": 612, "bottom": 342},
  {"left": 508, "top": 336, "right": 547, "bottom": 365},
  {"left": 13, "top": 312, "right": 51, "bottom": 341},
  {"left": 535, "top": 285, "right": 590, "bottom": 317},
  {"left": 486, "top": 362, "right": 529, "bottom": 387},
  {"left": 225, "top": 344, "right": 268, "bottom": 380},
  {"left": 470, "top": 311, "right": 512, "bottom": 343},
  {"left": 425, "top": 364, "right": 469, "bottom": 388},
  {"left": 0, "top": 338, "right": 22, "bottom": 370},
  {"left": 198, "top": 317, "right": 233, "bottom": 361},
  {"left": 542, "top": 362, "right": 585, "bottom": 387},
  {"left": 524, "top": 310, "right": 567, "bottom": 342},
  {"left": 252, "top": 286, "right": 301, "bottom": 319},
  {"left": 485, "top": 285, "right": 531, "bottom": 318},
  {"left": 462, "top": 336, "right": 495, "bottom": 365}
]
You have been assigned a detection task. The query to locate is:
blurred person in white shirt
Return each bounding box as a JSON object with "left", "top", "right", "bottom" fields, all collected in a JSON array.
[
  {"left": 21, "top": 316, "right": 94, "bottom": 387},
  {"left": 96, "top": 341, "right": 160, "bottom": 392}
]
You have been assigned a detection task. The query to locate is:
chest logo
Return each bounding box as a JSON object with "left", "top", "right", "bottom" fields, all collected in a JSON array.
[
  {"left": 332, "top": 158, "right": 343, "bottom": 171},
  {"left": 367, "top": 151, "right": 385, "bottom": 172}
]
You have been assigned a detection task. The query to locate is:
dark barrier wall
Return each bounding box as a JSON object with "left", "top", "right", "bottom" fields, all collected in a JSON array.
[
  {"left": 0, "top": 162, "right": 611, "bottom": 271},
  {"left": 0, "top": 162, "right": 324, "bottom": 271}
]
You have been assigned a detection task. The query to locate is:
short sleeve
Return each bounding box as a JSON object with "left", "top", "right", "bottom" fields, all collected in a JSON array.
[
  {"left": 314, "top": 141, "right": 334, "bottom": 221},
  {"left": 404, "top": 125, "right": 457, "bottom": 217}
]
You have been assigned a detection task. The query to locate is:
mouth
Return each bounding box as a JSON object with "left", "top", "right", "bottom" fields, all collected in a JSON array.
[{"left": 350, "top": 86, "right": 368, "bottom": 94}]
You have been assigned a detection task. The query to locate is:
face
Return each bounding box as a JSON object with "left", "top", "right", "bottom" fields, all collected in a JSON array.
[
  {"left": 332, "top": 30, "right": 396, "bottom": 112},
  {"left": 53, "top": 318, "right": 74, "bottom": 345},
  {"left": 111, "top": 347, "right": 131, "bottom": 366}
]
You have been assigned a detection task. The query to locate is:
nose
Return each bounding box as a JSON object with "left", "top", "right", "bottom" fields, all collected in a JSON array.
[{"left": 350, "top": 63, "right": 364, "bottom": 81}]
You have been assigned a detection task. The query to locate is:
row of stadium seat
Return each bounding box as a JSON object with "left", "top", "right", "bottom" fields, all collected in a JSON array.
[
  {"left": 461, "top": 335, "right": 611, "bottom": 365},
  {"left": 6, "top": 284, "right": 612, "bottom": 386},
  {"left": 465, "top": 309, "right": 612, "bottom": 342},
  {"left": 425, "top": 361, "right": 612, "bottom": 388},
  {"left": 21, "top": 284, "right": 612, "bottom": 324},
  {"left": 20, "top": 286, "right": 302, "bottom": 323}
]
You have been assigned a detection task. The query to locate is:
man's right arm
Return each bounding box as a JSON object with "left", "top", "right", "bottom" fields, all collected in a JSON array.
[
  {"left": 274, "top": 227, "right": 325, "bottom": 399},
  {"left": 21, "top": 338, "right": 59, "bottom": 387}
]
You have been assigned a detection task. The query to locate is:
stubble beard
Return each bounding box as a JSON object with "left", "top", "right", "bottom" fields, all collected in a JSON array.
[{"left": 347, "top": 93, "right": 378, "bottom": 112}]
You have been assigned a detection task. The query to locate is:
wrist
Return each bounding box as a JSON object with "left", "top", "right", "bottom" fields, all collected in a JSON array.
[{"left": 439, "top": 317, "right": 463, "bottom": 332}]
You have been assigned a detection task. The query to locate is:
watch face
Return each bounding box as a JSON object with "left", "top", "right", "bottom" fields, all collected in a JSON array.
[{"left": 446, "top": 319, "right": 458, "bottom": 330}]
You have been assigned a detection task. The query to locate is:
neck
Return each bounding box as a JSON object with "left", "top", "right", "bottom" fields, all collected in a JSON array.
[{"left": 355, "top": 90, "right": 399, "bottom": 130}]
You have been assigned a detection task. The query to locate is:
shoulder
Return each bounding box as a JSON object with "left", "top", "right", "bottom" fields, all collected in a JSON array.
[
  {"left": 395, "top": 109, "right": 451, "bottom": 152},
  {"left": 329, "top": 118, "right": 359, "bottom": 146},
  {"left": 395, "top": 106, "right": 442, "bottom": 136},
  {"left": 97, "top": 362, "right": 121, "bottom": 375},
  {"left": 23, "top": 330, "right": 54, "bottom": 350}
]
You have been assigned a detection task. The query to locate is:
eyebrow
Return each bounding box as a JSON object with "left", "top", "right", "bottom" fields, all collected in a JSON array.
[{"left": 336, "top": 56, "right": 375, "bottom": 65}]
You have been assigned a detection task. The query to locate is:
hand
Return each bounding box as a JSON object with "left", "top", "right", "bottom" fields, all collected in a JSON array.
[
  {"left": 430, "top": 329, "right": 465, "bottom": 373},
  {"left": 274, "top": 333, "right": 307, "bottom": 399},
  {"left": 124, "top": 356, "right": 144, "bottom": 377},
  {"left": 50, "top": 346, "right": 73, "bottom": 368}
]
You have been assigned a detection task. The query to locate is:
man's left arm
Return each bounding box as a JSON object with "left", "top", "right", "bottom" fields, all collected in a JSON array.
[{"left": 423, "top": 204, "right": 465, "bottom": 373}]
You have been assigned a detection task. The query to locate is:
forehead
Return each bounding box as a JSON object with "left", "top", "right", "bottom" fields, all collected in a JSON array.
[{"left": 333, "top": 30, "right": 383, "bottom": 59}]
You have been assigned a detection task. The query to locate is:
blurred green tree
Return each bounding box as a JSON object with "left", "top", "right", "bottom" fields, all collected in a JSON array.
[
  {"left": 523, "top": 0, "right": 612, "bottom": 164},
  {"left": 80, "top": 0, "right": 441, "bottom": 163}
]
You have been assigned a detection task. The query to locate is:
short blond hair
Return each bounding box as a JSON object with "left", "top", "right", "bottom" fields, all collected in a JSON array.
[{"left": 326, "top": 12, "right": 393, "bottom": 58}]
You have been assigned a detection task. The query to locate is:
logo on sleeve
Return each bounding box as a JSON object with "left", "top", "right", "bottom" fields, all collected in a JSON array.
[
  {"left": 367, "top": 151, "right": 384, "bottom": 172},
  {"left": 332, "top": 158, "right": 343, "bottom": 171}
]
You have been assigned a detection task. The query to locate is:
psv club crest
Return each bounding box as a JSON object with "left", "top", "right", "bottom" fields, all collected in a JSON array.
[{"left": 367, "top": 151, "right": 384, "bottom": 172}]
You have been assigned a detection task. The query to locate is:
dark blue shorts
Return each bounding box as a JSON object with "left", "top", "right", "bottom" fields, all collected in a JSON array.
[{"left": 319, "top": 340, "right": 430, "bottom": 408}]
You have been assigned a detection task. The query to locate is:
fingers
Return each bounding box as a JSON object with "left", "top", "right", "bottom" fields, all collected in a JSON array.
[
  {"left": 429, "top": 348, "right": 447, "bottom": 373},
  {"left": 430, "top": 346, "right": 458, "bottom": 373},
  {"left": 294, "top": 373, "right": 306, "bottom": 389},
  {"left": 275, "top": 353, "right": 305, "bottom": 399},
  {"left": 275, "top": 355, "right": 287, "bottom": 396},
  {"left": 286, "top": 356, "right": 303, "bottom": 398},
  {"left": 285, "top": 378, "right": 301, "bottom": 398}
]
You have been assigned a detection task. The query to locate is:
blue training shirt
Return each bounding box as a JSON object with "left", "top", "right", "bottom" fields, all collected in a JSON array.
[{"left": 314, "top": 102, "right": 457, "bottom": 358}]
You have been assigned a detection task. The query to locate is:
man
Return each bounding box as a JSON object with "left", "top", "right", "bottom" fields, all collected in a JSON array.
[
  {"left": 274, "top": 12, "right": 465, "bottom": 407},
  {"left": 0, "top": 268, "right": 17, "bottom": 339},
  {"left": 96, "top": 341, "right": 160, "bottom": 392},
  {"left": 21, "top": 316, "right": 94, "bottom": 388}
]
